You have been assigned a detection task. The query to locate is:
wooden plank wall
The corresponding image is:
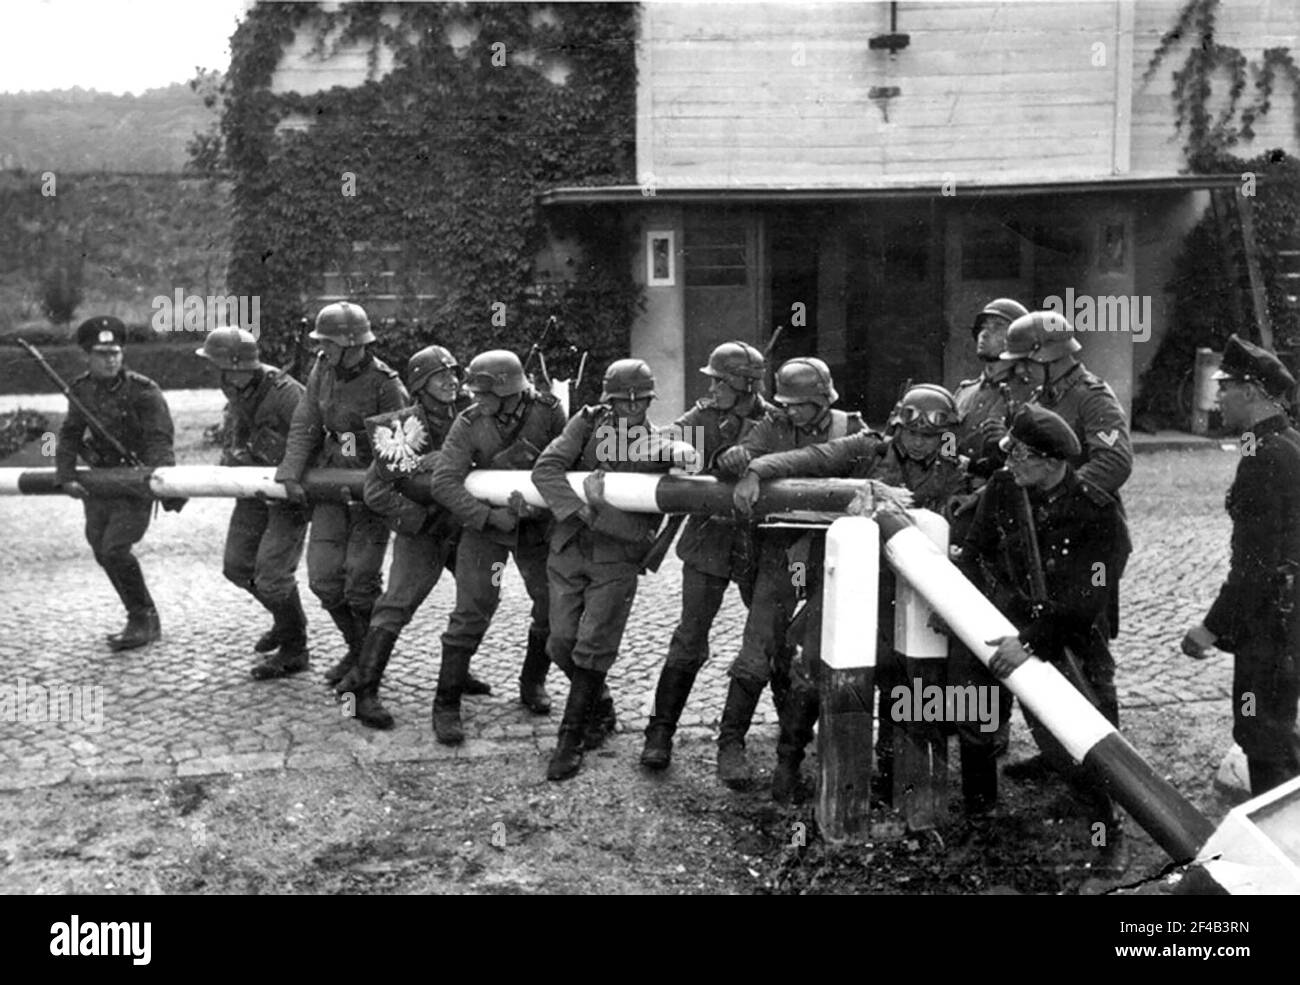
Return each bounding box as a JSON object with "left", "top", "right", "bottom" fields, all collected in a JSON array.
[{"left": 644, "top": 0, "right": 1300, "bottom": 187}]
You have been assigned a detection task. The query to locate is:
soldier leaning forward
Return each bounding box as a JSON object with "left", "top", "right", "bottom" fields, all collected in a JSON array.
[
  {"left": 640, "top": 340, "right": 775, "bottom": 772},
  {"left": 274, "top": 302, "right": 408, "bottom": 679},
  {"left": 711, "top": 357, "right": 865, "bottom": 792},
  {"left": 427, "top": 349, "right": 568, "bottom": 746},
  {"left": 532, "top": 358, "right": 696, "bottom": 782},
  {"left": 56, "top": 316, "right": 180, "bottom": 651},
  {"left": 194, "top": 327, "right": 309, "bottom": 679},
  {"left": 957, "top": 404, "right": 1131, "bottom": 839},
  {"left": 734, "top": 383, "right": 969, "bottom": 802},
  {"left": 315, "top": 344, "right": 472, "bottom": 729},
  {"left": 1184, "top": 334, "right": 1300, "bottom": 795}
]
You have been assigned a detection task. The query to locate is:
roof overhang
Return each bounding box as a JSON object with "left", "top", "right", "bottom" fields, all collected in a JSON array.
[{"left": 539, "top": 173, "right": 1245, "bottom": 206}]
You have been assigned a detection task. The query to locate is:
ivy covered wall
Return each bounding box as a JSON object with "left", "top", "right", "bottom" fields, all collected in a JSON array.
[{"left": 207, "top": 1, "right": 640, "bottom": 400}]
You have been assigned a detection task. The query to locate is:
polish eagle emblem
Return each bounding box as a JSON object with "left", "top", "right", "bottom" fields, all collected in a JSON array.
[{"left": 369, "top": 410, "right": 430, "bottom": 475}]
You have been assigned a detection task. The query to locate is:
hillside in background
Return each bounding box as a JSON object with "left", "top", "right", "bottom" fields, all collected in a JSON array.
[
  {"left": 0, "top": 172, "right": 232, "bottom": 337},
  {"left": 0, "top": 83, "right": 216, "bottom": 173}
]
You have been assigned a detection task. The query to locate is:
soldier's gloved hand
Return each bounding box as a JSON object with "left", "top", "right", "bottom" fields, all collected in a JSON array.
[
  {"left": 583, "top": 470, "right": 607, "bottom": 508},
  {"left": 280, "top": 479, "right": 308, "bottom": 505},
  {"left": 732, "top": 470, "right": 761, "bottom": 516},
  {"left": 987, "top": 635, "right": 1032, "bottom": 679},
  {"left": 61, "top": 480, "right": 89, "bottom": 500},
  {"left": 978, "top": 418, "right": 1008, "bottom": 441},
  {"left": 717, "top": 446, "right": 751, "bottom": 476},
  {"left": 486, "top": 506, "right": 518, "bottom": 533},
  {"left": 1181, "top": 623, "right": 1217, "bottom": 659},
  {"left": 161, "top": 497, "right": 188, "bottom": 513}
]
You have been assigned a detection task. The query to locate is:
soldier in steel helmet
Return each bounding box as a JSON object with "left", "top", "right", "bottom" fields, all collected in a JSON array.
[
  {"left": 326, "top": 344, "right": 474, "bottom": 728},
  {"left": 1183, "top": 334, "right": 1300, "bottom": 795},
  {"left": 275, "top": 302, "right": 408, "bottom": 682},
  {"left": 733, "top": 383, "right": 968, "bottom": 801},
  {"left": 532, "top": 357, "right": 697, "bottom": 782},
  {"left": 640, "top": 340, "right": 775, "bottom": 771},
  {"left": 998, "top": 311, "right": 1132, "bottom": 495},
  {"left": 195, "top": 325, "right": 309, "bottom": 679},
  {"left": 56, "top": 316, "right": 179, "bottom": 650},
  {"left": 427, "top": 349, "right": 568, "bottom": 745},
  {"left": 955, "top": 404, "right": 1130, "bottom": 848},
  {"left": 710, "top": 356, "right": 865, "bottom": 791},
  {"left": 951, "top": 298, "right": 1031, "bottom": 480}
]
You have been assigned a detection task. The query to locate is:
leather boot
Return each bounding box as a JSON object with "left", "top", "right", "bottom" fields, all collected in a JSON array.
[
  {"left": 432, "top": 645, "right": 473, "bottom": 745},
  {"left": 583, "top": 685, "right": 618, "bottom": 750},
  {"left": 640, "top": 665, "right": 697, "bottom": 770},
  {"left": 717, "top": 677, "right": 764, "bottom": 790},
  {"left": 107, "top": 608, "right": 162, "bottom": 652},
  {"left": 250, "top": 588, "right": 281, "bottom": 653},
  {"left": 518, "top": 628, "right": 552, "bottom": 714},
  {"left": 960, "top": 740, "right": 999, "bottom": 816},
  {"left": 323, "top": 603, "right": 363, "bottom": 687},
  {"left": 251, "top": 592, "right": 310, "bottom": 679},
  {"left": 353, "top": 628, "right": 398, "bottom": 730},
  {"left": 547, "top": 667, "right": 605, "bottom": 782},
  {"left": 463, "top": 672, "right": 493, "bottom": 697},
  {"left": 772, "top": 687, "right": 818, "bottom": 804}
]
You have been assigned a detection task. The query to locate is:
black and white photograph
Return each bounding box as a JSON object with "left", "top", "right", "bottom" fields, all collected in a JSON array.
[{"left": 1, "top": 0, "right": 1298, "bottom": 920}]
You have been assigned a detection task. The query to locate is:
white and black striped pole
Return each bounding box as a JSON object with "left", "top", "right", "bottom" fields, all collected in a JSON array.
[{"left": 874, "top": 508, "right": 1215, "bottom": 862}]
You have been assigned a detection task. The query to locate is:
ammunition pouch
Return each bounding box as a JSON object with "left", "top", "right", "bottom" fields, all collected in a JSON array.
[{"left": 248, "top": 424, "right": 288, "bottom": 466}]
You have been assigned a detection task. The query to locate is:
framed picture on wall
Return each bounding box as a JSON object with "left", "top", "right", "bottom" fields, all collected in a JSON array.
[{"left": 647, "top": 230, "right": 675, "bottom": 286}]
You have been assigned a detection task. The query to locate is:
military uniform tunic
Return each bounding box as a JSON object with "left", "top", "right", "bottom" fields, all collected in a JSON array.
[
  {"left": 1203, "top": 414, "right": 1300, "bottom": 792},
  {"left": 723, "top": 407, "right": 864, "bottom": 686},
  {"left": 362, "top": 395, "right": 471, "bottom": 635},
  {"left": 219, "top": 366, "right": 307, "bottom": 606},
  {"left": 430, "top": 390, "right": 568, "bottom": 655},
  {"left": 661, "top": 394, "right": 774, "bottom": 675},
  {"left": 55, "top": 369, "right": 176, "bottom": 617},
  {"left": 275, "top": 352, "right": 408, "bottom": 612},
  {"left": 531, "top": 405, "right": 671, "bottom": 674}
]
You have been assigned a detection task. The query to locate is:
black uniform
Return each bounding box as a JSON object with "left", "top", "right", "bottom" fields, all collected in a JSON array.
[
  {"left": 957, "top": 466, "right": 1130, "bottom": 815},
  {"left": 1203, "top": 414, "right": 1300, "bottom": 794},
  {"left": 55, "top": 368, "right": 176, "bottom": 633}
]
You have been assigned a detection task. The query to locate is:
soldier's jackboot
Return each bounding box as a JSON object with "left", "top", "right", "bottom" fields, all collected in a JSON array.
[
  {"left": 583, "top": 684, "right": 618, "bottom": 751},
  {"left": 640, "top": 665, "right": 698, "bottom": 771},
  {"left": 717, "top": 677, "right": 764, "bottom": 791},
  {"left": 547, "top": 667, "right": 606, "bottom": 782},
  {"left": 772, "top": 688, "right": 819, "bottom": 804},
  {"left": 959, "top": 741, "right": 1000, "bottom": 816},
  {"left": 107, "top": 608, "right": 162, "bottom": 652},
  {"left": 250, "top": 589, "right": 281, "bottom": 653},
  {"left": 332, "top": 605, "right": 376, "bottom": 693},
  {"left": 251, "top": 592, "right": 310, "bottom": 680},
  {"left": 106, "top": 557, "right": 161, "bottom": 651},
  {"left": 432, "top": 645, "right": 473, "bottom": 745},
  {"left": 323, "top": 603, "right": 363, "bottom": 687},
  {"left": 518, "top": 628, "right": 552, "bottom": 715},
  {"left": 352, "top": 628, "right": 398, "bottom": 730},
  {"left": 463, "top": 671, "right": 493, "bottom": 697}
]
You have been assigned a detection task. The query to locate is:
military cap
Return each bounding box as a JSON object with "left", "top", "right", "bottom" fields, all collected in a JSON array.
[
  {"left": 1212, "top": 333, "right": 1296, "bottom": 398},
  {"left": 999, "top": 403, "right": 1081, "bottom": 460},
  {"left": 76, "top": 315, "right": 126, "bottom": 352}
]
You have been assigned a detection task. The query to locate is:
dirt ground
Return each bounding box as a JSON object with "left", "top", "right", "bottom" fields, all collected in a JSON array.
[{"left": 0, "top": 699, "right": 1238, "bottom": 896}]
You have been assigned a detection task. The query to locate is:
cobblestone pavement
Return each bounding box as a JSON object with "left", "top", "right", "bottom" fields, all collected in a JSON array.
[{"left": 0, "top": 392, "right": 1241, "bottom": 790}]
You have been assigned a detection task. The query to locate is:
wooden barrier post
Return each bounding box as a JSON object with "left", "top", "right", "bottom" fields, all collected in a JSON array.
[
  {"left": 815, "top": 516, "right": 879, "bottom": 843},
  {"left": 893, "top": 510, "right": 950, "bottom": 832}
]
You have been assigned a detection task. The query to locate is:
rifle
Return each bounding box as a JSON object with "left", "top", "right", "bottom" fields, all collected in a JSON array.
[
  {"left": 18, "top": 338, "right": 144, "bottom": 469},
  {"left": 1008, "top": 479, "right": 1100, "bottom": 705},
  {"left": 639, "top": 513, "right": 685, "bottom": 574}
]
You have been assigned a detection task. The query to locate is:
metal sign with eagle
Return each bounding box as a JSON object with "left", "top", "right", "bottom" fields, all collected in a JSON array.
[{"left": 365, "top": 407, "right": 434, "bottom": 480}]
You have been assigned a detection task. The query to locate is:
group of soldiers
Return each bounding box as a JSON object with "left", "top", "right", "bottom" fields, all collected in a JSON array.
[{"left": 51, "top": 298, "right": 1300, "bottom": 832}]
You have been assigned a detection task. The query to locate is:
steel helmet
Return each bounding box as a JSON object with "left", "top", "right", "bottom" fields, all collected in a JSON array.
[
  {"left": 889, "top": 384, "right": 959, "bottom": 435},
  {"left": 464, "top": 349, "right": 526, "bottom": 397},
  {"left": 601, "top": 359, "right": 657, "bottom": 401},
  {"left": 1001, "top": 311, "right": 1083, "bottom": 363},
  {"left": 700, "top": 341, "right": 765, "bottom": 391},
  {"left": 408, "top": 345, "right": 460, "bottom": 394},
  {"left": 310, "top": 301, "right": 375, "bottom": 346},
  {"left": 774, "top": 357, "right": 838, "bottom": 407},
  {"left": 971, "top": 298, "right": 1029, "bottom": 340},
  {"left": 196, "top": 325, "right": 261, "bottom": 370}
]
